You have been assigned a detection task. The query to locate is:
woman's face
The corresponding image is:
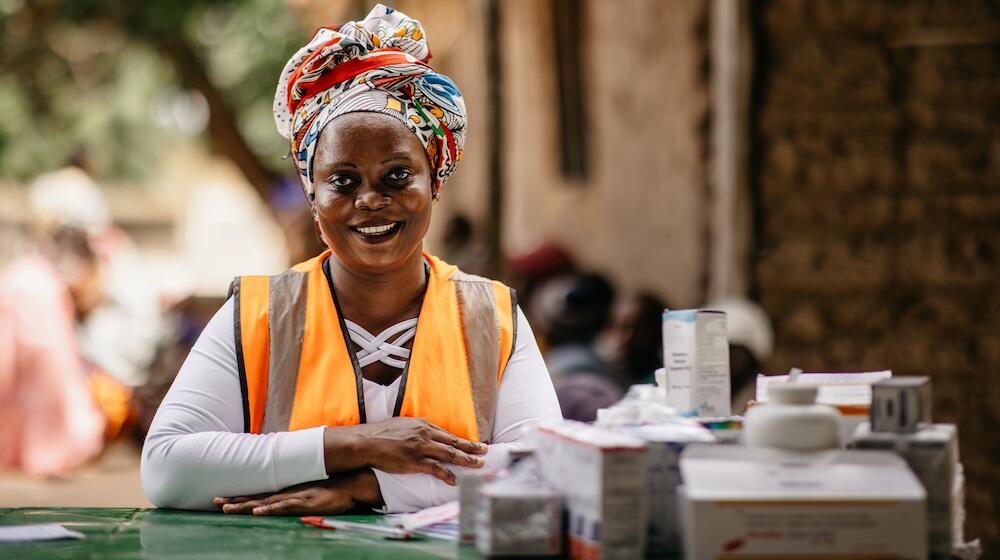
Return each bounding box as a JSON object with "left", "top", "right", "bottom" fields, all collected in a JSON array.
[{"left": 310, "top": 112, "right": 434, "bottom": 275}]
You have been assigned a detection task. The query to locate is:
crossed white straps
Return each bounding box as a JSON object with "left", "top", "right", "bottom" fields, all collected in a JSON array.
[{"left": 343, "top": 318, "right": 418, "bottom": 369}]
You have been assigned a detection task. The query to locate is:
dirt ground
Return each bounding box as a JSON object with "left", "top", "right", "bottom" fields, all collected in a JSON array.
[{"left": 0, "top": 440, "right": 152, "bottom": 508}]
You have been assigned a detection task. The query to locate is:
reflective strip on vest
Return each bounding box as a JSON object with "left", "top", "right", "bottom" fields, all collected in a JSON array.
[
  {"left": 233, "top": 252, "right": 515, "bottom": 441},
  {"left": 452, "top": 270, "right": 513, "bottom": 442},
  {"left": 262, "top": 270, "right": 309, "bottom": 434}
]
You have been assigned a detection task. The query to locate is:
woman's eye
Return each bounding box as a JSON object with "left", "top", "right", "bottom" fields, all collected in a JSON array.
[
  {"left": 328, "top": 175, "right": 356, "bottom": 190},
  {"left": 386, "top": 168, "right": 413, "bottom": 182}
]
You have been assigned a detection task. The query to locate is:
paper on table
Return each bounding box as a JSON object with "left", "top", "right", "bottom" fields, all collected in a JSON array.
[
  {"left": 0, "top": 523, "right": 85, "bottom": 543},
  {"left": 384, "top": 501, "right": 460, "bottom": 541},
  {"left": 385, "top": 500, "right": 459, "bottom": 531}
]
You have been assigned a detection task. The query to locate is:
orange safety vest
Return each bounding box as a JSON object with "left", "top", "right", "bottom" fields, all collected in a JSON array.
[{"left": 229, "top": 250, "right": 516, "bottom": 442}]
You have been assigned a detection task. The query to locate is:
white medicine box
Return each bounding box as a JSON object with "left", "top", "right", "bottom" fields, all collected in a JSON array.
[
  {"left": 870, "top": 376, "right": 931, "bottom": 432},
  {"left": 678, "top": 445, "right": 927, "bottom": 559},
  {"left": 662, "top": 309, "right": 731, "bottom": 417}
]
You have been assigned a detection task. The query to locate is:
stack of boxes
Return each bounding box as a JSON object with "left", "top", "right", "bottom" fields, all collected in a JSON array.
[
  {"left": 849, "top": 376, "right": 964, "bottom": 558},
  {"left": 459, "top": 307, "right": 971, "bottom": 559},
  {"left": 533, "top": 421, "right": 649, "bottom": 559}
]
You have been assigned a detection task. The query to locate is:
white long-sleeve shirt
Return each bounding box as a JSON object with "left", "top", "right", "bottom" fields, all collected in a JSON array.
[{"left": 141, "top": 297, "right": 561, "bottom": 513}]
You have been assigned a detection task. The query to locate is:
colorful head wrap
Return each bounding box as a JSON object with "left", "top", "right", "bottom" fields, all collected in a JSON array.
[{"left": 273, "top": 3, "right": 466, "bottom": 194}]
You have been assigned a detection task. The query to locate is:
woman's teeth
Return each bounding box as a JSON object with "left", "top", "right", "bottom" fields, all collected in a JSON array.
[{"left": 355, "top": 223, "right": 398, "bottom": 235}]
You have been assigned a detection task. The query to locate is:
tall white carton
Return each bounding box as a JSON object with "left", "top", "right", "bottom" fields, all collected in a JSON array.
[
  {"left": 679, "top": 445, "right": 927, "bottom": 559},
  {"left": 533, "top": 421, "right": 648, "bottom": 559},
  {"left": 662, "top": 309, "right": 731, "bottom": 417},
  {"left": 850, "top": 422, "right": 960, "bottom": 558}
]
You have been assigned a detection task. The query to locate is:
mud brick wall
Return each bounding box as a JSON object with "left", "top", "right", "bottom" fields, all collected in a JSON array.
[{"left": 750, "top": 0, "right": 1000, "bottom": 549}]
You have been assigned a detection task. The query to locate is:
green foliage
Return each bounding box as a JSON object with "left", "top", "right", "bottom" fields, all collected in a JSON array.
[{"left": 0, "top": 0, "right": 307, "bottom": 184}]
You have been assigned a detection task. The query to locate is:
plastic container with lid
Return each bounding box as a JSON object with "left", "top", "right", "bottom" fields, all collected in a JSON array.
[{"left": 744, "top": 382, "right": 841, "bottom": 451}]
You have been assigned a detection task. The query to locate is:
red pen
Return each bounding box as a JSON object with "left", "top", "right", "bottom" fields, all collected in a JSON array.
[{"left": 301, "top": 517, "right": 413, "bottom": 540}]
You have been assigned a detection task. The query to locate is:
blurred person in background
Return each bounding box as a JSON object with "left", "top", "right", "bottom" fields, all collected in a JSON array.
[
  {"left": 505, "top": 241, "right": 576, "bottom": 321},
  {"left": 27, "top": 163, "right": 164, "bottom": 394},
  {"left": 597, "top": 292, "right": 668, "bottom": 386},
  {"left": 270, "top": 175, "right": 329, "bottom": 265},
  {"left": 707, "top": 298, "right": 773, "bottom": 414},
  {"left": 0, "top": 167, "right": 135, "bottom": 476},
  {"left": 532, "top": 273, "right": 623, "bottom": 421},
  {"left": 440, "top": 214, "right": 487, "bottom": 276},
  {"left": 142, "top": 4, "right": 561, "bottom": 516}
]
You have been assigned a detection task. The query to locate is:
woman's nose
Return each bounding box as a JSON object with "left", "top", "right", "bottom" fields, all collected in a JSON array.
[{"left": 354, "top": 183, "right": 390, "bottom": 210}]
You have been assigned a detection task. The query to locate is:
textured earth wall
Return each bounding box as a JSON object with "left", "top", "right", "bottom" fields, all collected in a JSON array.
[{"left": 750, "top": 0, "right": 1000, "bottom": 549}]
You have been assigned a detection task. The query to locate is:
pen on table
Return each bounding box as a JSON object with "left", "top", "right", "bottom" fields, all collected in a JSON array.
[{"left": 300, "top": 517, "right": 413, "bottom": 540}]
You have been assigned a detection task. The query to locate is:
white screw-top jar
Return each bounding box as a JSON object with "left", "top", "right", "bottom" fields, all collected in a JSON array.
[{"left": 744, "top": 382, "right": 841, "bottom": 451}]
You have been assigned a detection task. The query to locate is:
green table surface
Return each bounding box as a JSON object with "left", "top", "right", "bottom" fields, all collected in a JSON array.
[{"left": 0, "top": 508, "right": 481, "bottom": 559}]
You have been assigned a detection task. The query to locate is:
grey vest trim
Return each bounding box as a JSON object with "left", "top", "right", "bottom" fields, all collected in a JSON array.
[
  {"left": 261, "top": 270, "right": 310, "bottom": 433},
  {"left": 452, "top": 271, "right": 502, "bottom": 443}
]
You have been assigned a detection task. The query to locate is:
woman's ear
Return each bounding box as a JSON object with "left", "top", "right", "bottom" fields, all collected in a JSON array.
[{"left": 314, "top": 219, "right": 329, "bottom": 247}]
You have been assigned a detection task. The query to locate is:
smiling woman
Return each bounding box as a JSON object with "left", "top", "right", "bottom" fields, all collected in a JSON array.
[
  {"left": 312, "top": 113, "right": 435, "bottom": 276},
  {"left": 140, "top": 4, "right": 562, "bottom": 516}
]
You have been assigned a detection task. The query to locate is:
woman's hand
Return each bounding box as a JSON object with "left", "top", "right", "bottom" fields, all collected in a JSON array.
[
  {"left": 213, "top": 470, "right": 382, "bottom": 516},
  {"left": 363, "top": 418, "right": 488, "bottom": 485},
  {"left": 323, "top": 418, "right": 488, "bottom": 485}
]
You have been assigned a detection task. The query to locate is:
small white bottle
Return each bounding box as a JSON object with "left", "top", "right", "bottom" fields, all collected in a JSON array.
[{"left": 744, "top": 383, "right": 841, "bottom": 451}]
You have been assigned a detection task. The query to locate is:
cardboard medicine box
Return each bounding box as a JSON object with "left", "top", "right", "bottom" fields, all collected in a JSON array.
[
  {"left": 662, "top": 309, "right": 731, "bottom": 417},
  {"left": 533, "top": 421, "right": 648, "bottom": 560},
  {"left": 679, "top": 444, "right": 927, "bottom": 559},
  {"left": 458, "top": 470, "right": 495, "bottom": 544},
  {"left": 476, "top": 477, "right": 562, "bottom": 557},
  {"left": 870, "top": 376, "right": 932, "bottom": 432}
]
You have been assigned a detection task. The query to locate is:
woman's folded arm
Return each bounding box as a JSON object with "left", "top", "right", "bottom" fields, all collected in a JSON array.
[
  {"left": 141, "top": 300, "right": 561, "bottom": 512},
  {"left": 141, "top": 297, "right": 328, "bottom": 509}
]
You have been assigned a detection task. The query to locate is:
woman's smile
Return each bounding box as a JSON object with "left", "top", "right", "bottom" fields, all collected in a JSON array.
[{"left": 349, "top": 220, "right": 405, "bottom": 243}]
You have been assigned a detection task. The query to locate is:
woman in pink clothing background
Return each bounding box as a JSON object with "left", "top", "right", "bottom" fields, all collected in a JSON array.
[{"left": 0, "top": 167, "right": 122, "bottom": 476}]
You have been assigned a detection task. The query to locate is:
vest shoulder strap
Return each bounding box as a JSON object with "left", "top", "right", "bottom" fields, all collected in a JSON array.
[
  {"left": 232, "top": 267, "right": 312, "bottom": 434},
  {"left": 450, "top": 270, "right": 517, "bottom": 441}
]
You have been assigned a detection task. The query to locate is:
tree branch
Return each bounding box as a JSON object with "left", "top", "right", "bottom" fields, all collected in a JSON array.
[{"left": 158, "top": 39, "right": 278, "bottom": 203}]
